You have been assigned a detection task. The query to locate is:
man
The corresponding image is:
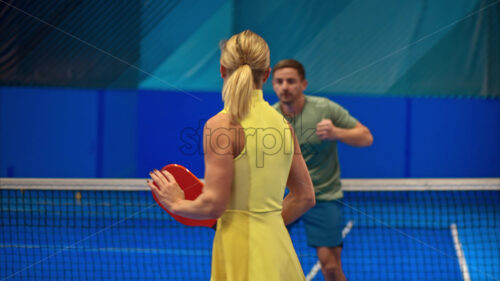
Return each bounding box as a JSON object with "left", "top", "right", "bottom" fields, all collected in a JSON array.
[{"left": 272, "top": 59, "right": 373, "bottom": 281}]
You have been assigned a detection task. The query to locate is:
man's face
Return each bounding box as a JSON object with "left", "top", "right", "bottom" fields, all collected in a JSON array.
[{"left": 272, "top": 68, "right": 307, "bottom": 105}]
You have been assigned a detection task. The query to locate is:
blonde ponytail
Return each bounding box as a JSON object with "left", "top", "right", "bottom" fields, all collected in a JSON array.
[
  {"left": 220, "top": 30, "right": 270, "bottom": 123},
  {"left": 222, "top": 64, "right": 254, "bottom": 122}
]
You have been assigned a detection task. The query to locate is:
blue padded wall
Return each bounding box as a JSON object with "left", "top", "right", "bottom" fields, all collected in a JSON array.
[{"left": 1, "top": 88, "right": 499, "bottom": 178}]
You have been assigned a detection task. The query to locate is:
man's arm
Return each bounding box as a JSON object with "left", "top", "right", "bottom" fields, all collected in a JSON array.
[{"left": 316, "top": 120, "right": 373, "bottom": 147}]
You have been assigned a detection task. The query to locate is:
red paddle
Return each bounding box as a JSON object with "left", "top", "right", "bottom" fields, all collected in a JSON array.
[{"left": 152, "top": 164, "right": 217, "bottom": 228}]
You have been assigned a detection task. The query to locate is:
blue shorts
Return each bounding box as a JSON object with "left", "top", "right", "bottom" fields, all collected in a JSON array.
[{"left": 302, "top": 200, "right": 344, "bottom": 248}]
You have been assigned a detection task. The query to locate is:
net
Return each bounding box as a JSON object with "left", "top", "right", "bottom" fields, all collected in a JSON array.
[{"left": 1, "top": 178, "right": 499, "bottom": 281}]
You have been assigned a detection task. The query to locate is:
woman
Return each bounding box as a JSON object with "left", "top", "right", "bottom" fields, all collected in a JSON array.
[{"left": 148, "top": 30, "right": 315, "bottom": 281}]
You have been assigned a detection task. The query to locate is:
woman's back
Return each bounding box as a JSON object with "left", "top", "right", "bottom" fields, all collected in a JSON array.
[
  {"left": 211, "top": 90, "right": 305, "bottom": 281},
  {"left": 227, "top": 90, "right": 293, "bottom": 212}
]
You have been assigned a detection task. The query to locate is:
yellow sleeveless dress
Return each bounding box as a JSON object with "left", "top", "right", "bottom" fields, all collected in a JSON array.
[{"left": 211, "top": 90, "right": 306, "bottom": 281}]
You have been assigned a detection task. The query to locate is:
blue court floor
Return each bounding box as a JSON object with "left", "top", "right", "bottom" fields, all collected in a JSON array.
[{"left": 1, "top": 189, "right": 499, "bottom": 280}]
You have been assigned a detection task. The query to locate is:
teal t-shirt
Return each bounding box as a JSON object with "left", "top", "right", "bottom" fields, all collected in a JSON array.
[{"left": 273, "top": 95, "right": 357, "bottom": 201}]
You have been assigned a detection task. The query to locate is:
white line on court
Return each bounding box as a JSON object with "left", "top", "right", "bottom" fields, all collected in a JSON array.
[
  {"left": 450, "top": 223, "right": 471, "bottom": 281},
  {"left": 306, "top": 220, "right": 354, "bottom": 281}
]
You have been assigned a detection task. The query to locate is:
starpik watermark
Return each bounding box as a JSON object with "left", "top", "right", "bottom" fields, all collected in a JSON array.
[{"left": 178, "top": 115, "right": 319, "bottom": 168}]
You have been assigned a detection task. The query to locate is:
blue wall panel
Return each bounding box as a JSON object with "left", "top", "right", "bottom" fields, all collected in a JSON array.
[
  {"left": 410, "top": 98, "right": 500, "bottom": 177},
  {"left": 0, "top": 88, "right": 99, "bottom": 177},
  {"left": 1, "top": 87, "right": 498, "bottom": 178},
  {"left": 100, "top": 89, "right": 139, "bottom": 178},
  {"left": 137, "top": 90, "right": 224, "bottom": 178}
]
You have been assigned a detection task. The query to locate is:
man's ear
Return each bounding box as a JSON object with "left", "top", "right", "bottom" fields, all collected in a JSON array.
[{"left": 301, "top": 78, "right": 308, "bottom": 91}]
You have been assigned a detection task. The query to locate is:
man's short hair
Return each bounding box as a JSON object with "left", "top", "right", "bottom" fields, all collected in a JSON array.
[{"left": 272, "top": 59, "right": 306, "bottom": 81}]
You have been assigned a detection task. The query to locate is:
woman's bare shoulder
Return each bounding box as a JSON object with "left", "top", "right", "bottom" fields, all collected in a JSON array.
[{"left": 205, "top": 112, "right": 237, "bottom": 129}]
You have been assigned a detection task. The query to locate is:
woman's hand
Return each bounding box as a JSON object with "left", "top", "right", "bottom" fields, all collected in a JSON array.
[{"left": 147, "top": 169, "right": 185, "bottom": 212}]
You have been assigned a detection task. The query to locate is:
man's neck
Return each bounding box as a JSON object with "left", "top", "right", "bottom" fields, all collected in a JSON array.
[{"left": 280, "top": 94, "right": 306, "bottom": 117}]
